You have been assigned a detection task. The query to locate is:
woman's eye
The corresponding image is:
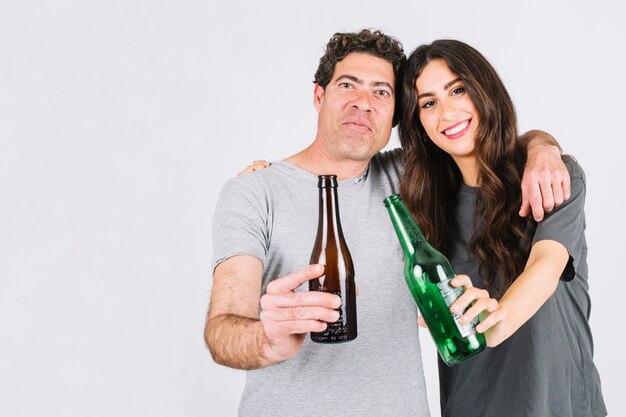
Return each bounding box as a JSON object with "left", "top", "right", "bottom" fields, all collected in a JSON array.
[
  {"left": 376, "top": 90, "right": 391, "bottom": 97},
  {"left": 421, "top": 100, "right": 435, "bottom": 109},
  {"left": 452, "top": 86, "right": 465, "bottom": 95}
]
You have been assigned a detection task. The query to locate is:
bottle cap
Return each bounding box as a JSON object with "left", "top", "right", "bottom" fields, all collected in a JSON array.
[
  {"left": 383, "top": 193, "right": 402, "bottom": 207},
  {"left": 318, "top": 175, "right": 338, "bottom": 188}
]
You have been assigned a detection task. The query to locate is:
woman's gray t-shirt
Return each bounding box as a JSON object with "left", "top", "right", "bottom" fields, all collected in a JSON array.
[{"left": 439, "top": 158, "right": 606, "bottom": 417}]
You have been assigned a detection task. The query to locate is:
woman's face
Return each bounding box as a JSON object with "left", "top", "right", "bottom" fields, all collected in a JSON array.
[{"left": 415, "top": 59, "right": 479, "bottom": 166}]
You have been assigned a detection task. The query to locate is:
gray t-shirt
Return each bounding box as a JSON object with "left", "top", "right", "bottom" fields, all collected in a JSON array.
[
  {"left": 212, "top": 149, "right": 431, "bottom": 417},
  {"left": 439, "top": 158, "right": 606, "bottom": 417}
]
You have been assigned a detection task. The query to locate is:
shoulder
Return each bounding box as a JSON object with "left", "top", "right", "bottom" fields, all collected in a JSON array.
[
  {"left": 216, "top": 164, "right": 282, "bottom": 210},
  {"left": 374, "top": 147, "right": 404, "bottom": 164},
  {"left": 217, "top": 161, "right": 316, "bottom": 210},
  {"left": 536, "top": 154, "right": 586, "bottom": 226},
  {"left": 563, "top": 155, "right": 585, "bottom": 183},
  {"left": 220, "top": 162, "right": 289, "bottom": 194},
  {"left": 217, "top": 173, "right": 261, "bottom": 204},
  {"left": 371, "top": 147, "right": 405, "bottom": 176},
  {"left": 559, "top": 155, "right": 586, "bottom": 202}
]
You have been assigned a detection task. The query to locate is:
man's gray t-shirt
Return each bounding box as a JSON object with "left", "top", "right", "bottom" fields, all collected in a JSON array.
[
  {"left": 439, "top": 158, "right": 606, "bottom": 417},
  {"left": 212, "top": 149, "right": 431, "bottom": 417}
]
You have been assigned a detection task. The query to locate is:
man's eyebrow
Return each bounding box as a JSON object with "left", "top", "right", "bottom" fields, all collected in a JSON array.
[
  {"left": 335, "top": 75, "right": 394, "bottom": 93},
  {"left": 417, "top": 77, "right": 462, "bottom": 100},
  {"left": 335, "top": 75, "right": 361, "bottom": 84}
]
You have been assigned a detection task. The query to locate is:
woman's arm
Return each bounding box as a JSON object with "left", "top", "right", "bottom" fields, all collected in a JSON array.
[
  {"left": 453, "top": 158, "right": 585, "bottom": 348},
  {"left": 494, "top": 240, "right": 568, "bottom": 340},
  {"left": 238, "top": 160, "right": 271, "bottom": 175},
  {"left": 454, "top": 240, "right": 569, "bottom": 347}
]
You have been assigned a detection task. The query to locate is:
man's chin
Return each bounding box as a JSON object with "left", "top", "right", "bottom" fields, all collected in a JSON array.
[{"left": 337, "top": 146, "right": 381, "bottom": 162}]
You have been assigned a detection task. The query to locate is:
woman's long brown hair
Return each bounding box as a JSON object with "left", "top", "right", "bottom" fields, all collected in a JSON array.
[{"left": 399, "top": 40, "right": 533, "bottom": 295}]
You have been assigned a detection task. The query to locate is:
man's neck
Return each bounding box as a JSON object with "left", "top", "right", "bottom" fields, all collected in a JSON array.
[{"left": 285, "top": 144, "right": 371, "bottom": 180}]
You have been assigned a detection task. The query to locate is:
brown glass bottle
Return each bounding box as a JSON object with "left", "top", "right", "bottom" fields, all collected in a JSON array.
[{"left": 309, "top": 175, "right": 357, "bottom": 343}]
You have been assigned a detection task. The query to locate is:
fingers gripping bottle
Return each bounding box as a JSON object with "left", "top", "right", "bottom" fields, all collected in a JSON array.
[
  {"left": 384, "top": 193, "right": 485, "bottom": 365},
  {"left": 309, "top": 175, "right": 357, "bottom": 343}
]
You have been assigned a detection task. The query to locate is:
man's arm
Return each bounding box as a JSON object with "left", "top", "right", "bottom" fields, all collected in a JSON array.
[
  {"left": 520, "top": 129, "right": 563, "bottom": 153},
  {"left": 520, "top": 130, "right": 571, "bottom": 221},
  {"left": 205, "top": 256, "right": 340, "bottom": 370},
  {"left": 205, "top": 256, "right": 267, "bottom": 370}
]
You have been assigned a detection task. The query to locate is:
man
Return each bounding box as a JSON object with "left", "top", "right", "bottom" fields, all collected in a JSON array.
[{"left": 206, "top": 29, "right": 568, "bottom": 417}]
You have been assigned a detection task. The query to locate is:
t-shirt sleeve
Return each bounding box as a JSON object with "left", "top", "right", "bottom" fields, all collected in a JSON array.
[
  {"left": 531, "top": 157, "right": 586, "bottom": 282},
  {"left": 211, "top": 176, "right": 269, "bottom": 271},
  {"left": 373, "top": 147, "right": 404, "bottom": 193},
  {"left": 385, "top": 147, "right": 405, "bottom": 176}
]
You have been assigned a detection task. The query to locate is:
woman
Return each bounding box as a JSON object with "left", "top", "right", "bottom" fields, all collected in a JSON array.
[{"left": 399, "top": 39, "right": 606, "bottom": 417}]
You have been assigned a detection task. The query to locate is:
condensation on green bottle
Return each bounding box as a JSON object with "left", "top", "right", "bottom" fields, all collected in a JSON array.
[{"left": 384, "top": 193, "right": 485, "bottom": 366}]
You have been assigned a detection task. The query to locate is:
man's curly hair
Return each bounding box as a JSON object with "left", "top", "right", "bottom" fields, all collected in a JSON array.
[{"left": 313, "top": 29, "right": 406, "bottom": 125}]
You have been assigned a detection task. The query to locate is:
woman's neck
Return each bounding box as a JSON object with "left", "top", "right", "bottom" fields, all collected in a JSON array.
[{"left": 452, "top": 155, "right": 479, "bottom": 187}]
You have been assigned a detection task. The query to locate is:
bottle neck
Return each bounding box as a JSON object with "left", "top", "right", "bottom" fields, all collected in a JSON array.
[
  {"left": 317, "top": 175, "right": 342, "bottom": 242},
  {"left": 384, "top": 194, "right": 430, "bottom": 257}
]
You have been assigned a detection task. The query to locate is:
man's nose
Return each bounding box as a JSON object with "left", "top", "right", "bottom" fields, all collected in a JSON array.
[{"left": 350, "top": 90, "right": 372, "bottom": 111}]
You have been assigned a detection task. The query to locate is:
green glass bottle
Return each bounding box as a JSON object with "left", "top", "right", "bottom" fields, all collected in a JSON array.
[
  {"left": 384, "top": 193, "right": 485, "bottom": 365},
  {"left": 309, "top": 175, "right": 357, "bottom": 343}
]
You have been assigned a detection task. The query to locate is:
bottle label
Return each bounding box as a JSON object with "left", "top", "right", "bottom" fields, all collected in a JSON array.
[
  {"left": 436, "top": 278, "right": 479, "bottom": 338},
  {"left": 312, "top": 290, "right": 350, "bottom": 342}
]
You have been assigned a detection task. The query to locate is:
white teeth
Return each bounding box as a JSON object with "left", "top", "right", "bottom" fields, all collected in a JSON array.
[{"left": 444, "top": 121, "right": 469, "bottom": 135}]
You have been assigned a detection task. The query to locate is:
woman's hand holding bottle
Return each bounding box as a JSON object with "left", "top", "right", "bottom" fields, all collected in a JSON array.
[{"left": 417, "top": 275, "right": 509, "bottom": 348}]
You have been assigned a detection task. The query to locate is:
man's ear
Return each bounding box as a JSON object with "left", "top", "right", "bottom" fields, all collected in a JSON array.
[{"left": 313, "top": 83, "right": 324, "bottom": 112}]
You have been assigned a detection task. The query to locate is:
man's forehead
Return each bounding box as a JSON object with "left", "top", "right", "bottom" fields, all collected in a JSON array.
[{"left": 331, "top": 52, "right": 395, "bottom": 83}]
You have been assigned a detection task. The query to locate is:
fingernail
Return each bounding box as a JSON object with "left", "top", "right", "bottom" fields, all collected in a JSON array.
[{"left": 450, "top": 305, "right": 458, "bottom": 313}]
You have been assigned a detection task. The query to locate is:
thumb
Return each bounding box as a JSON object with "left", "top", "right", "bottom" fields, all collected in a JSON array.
[{"left": 417, "top": 315, "right": 427, "bottom": 328}]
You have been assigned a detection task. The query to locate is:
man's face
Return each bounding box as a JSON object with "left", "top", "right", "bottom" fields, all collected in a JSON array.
[{"left": 313, "top": 52, "right": 395, "bottom": 162}]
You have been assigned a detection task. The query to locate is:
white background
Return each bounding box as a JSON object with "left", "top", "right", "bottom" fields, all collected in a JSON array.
[{"left": 1, "top": 1, "right": 623, "bottom": 416}]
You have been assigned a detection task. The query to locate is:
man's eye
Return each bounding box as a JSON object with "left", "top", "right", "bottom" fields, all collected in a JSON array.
[
  {"left": 376, "top": 90, "right": 391, "bottom": 97},
  {"left": 339, "top": 82, "right": 352, "bottom": 88}
]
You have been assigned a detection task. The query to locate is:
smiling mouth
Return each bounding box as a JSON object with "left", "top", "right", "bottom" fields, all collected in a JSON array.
[{"left": 442, "top": 120, "right": 470, "bottom": 137}]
